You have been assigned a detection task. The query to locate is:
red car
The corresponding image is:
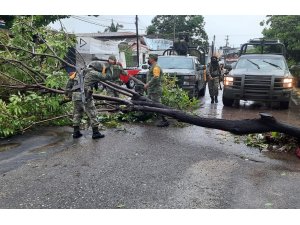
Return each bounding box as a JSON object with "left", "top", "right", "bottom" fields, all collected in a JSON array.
[{"left": 121, "top": 68, "right": 141, "bottom": 89}]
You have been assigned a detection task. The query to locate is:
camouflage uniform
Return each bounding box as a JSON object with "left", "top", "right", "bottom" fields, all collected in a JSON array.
[
  {"left": 207, "top": 57, "right": 221, "bottom": 103},
  {"left": 104, "top": 55, "right": 128, "bottom": 97},
  {"left": 207, "top": 70, "right": 220, "bottom": 96},
  {"left": 65, "top": 62, "right": 118, "bottom": 139},
  {"left": 145, "top": 54, "right": 169, "bottom": 127},
  {"left": 147, "top": 62, "right": 163, "bottom": 102}
]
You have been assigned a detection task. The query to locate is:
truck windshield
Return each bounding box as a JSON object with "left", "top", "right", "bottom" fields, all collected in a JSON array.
[
  {"left": 158, "top": 57, "right": 194, "bottom": 69},
  {"left": 235, "top": 57, "right": 287, "bottom": 71}
]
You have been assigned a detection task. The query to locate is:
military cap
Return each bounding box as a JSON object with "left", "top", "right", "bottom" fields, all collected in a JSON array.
[
  {"left": 149, "top": 54, "right": 158, "bottom": 61},
  {"left": 108, "top": 55, "right": 117, "bottom": 61},
  {"left": 88, "top": 61, "right": 103, "bottom": 72}
]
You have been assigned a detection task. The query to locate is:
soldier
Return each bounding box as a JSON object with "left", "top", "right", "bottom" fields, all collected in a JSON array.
[
  {"left": 173, "top": 32, "right": 189, "bottom": 55},
  {"left": 144, "top": 54, "right": 169, "bottom": 127},
  {"left": 65, "top": 61, "right": 119, "bottom": 139},
  {"left": 219, "top": 62, "right": 226, "bottom": 82},
  {"left": 104, "top": 55, "right": 128, "bottom": 97},
  {"left": 207, "top": 56, "right": 221, "bottom": 104}
]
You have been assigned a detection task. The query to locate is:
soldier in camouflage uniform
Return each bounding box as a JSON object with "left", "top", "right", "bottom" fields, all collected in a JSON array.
[
  {"left": 65, "top": 61, "right": 120, "bottom": 139},
  {"left": 104, "top": 55, "right": 128, "bottom": 97},
  {"left": 207, "top": 56, "right": 221, "bottom": 104},
  {"left": 144, "top": 54, "right": 169, "bottom": 127}
]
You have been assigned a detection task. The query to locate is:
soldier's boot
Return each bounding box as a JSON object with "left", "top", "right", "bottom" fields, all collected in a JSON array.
[
  {"left": 215, "top": 96, "right": 218, "bottom": 103},
  {"left": 156, "top": 116, "right": 169, "bottom": 127},
  {"left": 210, "top": 96, "right": 214, "bottom": 104},
  {"left": 73, "top": 126, "right": 83, "bottom": 139},
  {"left": 92, "top": 127, "right": 105, "bottom": 139}
]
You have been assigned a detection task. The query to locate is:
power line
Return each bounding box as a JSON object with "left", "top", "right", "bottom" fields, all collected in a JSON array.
[
  {"left": 71, "top": 16, "right": 144, "bottom": 32},
  {"left": 71, "top": 16, "right": 108, "bottom": 28},
  {"left": 137, "top": 17, "right": 149, "bottom": 30},
  {"left": 96, "top": 16, "right": 136, "bottom": 25},
  {"left": 118, "top": 28, "right": 146, "bottom": 31},
  {"left": 83, "top": 15, "right": 135, "bottom": 25}
]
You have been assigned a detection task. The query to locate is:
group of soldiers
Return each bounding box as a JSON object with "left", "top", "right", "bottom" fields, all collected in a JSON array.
[
  {"left": 64, "top": 54, "right": 168, "bottom": 139},
  {"left": 65, "top": 52, "right": 224, "bottom": 140}
]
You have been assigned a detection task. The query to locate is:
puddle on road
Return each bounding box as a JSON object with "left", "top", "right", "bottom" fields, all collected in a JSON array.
[
  {"left": 0, "top": 127, "right": 73, "bottom": 174},
  {"left": 262, "top": 151, "right": 299, "bottom": 162},
  {"left": 29, "top": 131, "right": 69, "bottom": 153},
  {"left": 198, "top": 91, "right": 300, "bottom": 126},
  {"left": 0, "top": 143, "right": 21, "bottom": 152}
]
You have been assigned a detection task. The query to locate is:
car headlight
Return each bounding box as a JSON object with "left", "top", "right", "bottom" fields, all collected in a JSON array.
[
  {"left": 224, "top": 76, "right": 234, "bottom": 86},
  {"left": 183, "top": 76, "right": 195, "bottom": 85},
  {"left": 283, "top": 78, "right": 293, "bottom": 88},
  {"left": 283, "top": 78, "right": 293, "bottom": 83}
]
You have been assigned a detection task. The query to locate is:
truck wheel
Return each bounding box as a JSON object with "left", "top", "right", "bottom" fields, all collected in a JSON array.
[
  {"left": 126, "top": 79, "right": 135, "bottom": 89},
  {"left": 222, "top": 96, "right": 234, "bottom": 107},
  {"left": 280, "top": 101, "right": 289, "bottom": 109}
]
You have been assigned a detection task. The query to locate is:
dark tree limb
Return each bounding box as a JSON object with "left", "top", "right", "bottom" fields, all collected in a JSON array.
[
  {"left": 99, "top": 81, "right": 133, "bottom": 97},
  {"left": 0, "top": 57, "right": 46, "bottom": 82},
  {"left": 104, "top": 80, "right": 142, "bottom": 99},
  {"left": 0, "top": 71, "right": 27, "bottom": 85},
  {"left": 0, "top": 44, "right": 77, "bottom": 69},
  {"left": 126, "top": 105, "right": 300, "bottom": 139},
  {"left": 22, "top": 114, "right": 72, "bottom": 132}
]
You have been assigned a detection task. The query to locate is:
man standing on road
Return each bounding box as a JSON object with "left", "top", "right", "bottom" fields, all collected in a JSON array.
[
  {"left": 144, "top": 54, "right": 169, "bottom": 127},
  {"left": 207, "top": 56, "right": 222, "bottom": 104},
  {"left": 104, "top": 55, "right": 128, "bottom": 97},
  {"left": 65, "top": 61, "right": 119, "bottom": 139}
]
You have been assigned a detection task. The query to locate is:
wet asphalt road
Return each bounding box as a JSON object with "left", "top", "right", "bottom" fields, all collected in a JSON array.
[{"left": 0, "top": 90, "right": 299, "bottom": 209}]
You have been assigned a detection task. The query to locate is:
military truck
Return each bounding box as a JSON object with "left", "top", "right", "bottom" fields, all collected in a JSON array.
[{"left": 222, "top": 39, "right": 294, "bottom": 109}]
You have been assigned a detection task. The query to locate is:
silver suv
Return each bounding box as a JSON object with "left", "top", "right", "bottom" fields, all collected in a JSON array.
[
  {"left": 223, "top": 54, "right": 293, "bottom": 108},
  {"left": 136, "top": 55, "right": 206, "bottom": 98}
]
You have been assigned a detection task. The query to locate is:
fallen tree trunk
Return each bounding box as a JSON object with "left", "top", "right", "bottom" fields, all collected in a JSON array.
[{"left": 127, "top": 105, "right": 300, "bottom": 138}]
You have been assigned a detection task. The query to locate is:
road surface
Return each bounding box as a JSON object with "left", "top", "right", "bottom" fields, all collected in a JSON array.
[{"left": 0, "top": 90, "right": 299, "bottom": 209}]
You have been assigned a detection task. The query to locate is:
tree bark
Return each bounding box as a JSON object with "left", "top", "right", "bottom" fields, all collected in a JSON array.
[{"left": 127, "top": 105, "right": 300, "bottom": 138}]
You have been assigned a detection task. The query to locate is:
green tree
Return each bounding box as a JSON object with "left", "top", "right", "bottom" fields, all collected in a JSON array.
[
  {"left": 261, "top": 15, "right": 300, "bottom": 64},
  {"left": 0, "top": 16, "right": 75, "bottom": 137},
  {"left": 146, "top": 25, "right": 157, "bottom": 35},
  {"left": 0, "top": 15, "right": 69, "bottom": 29},
  {"left": 104, "top": 20, "right": 124, "bottom": 32},
  {"left": 146, "top": 15, "right": 208, "bottom": 48}
]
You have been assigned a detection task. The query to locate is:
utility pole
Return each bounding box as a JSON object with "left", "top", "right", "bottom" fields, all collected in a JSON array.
[
  {"left": 135, "top": 15, "right": 139, "bottom": 67},
  {"left": 211, "top": 35, "right": 215, "bottom": 56},
  {"left": 225, "top": 35, "right": 229, "bottom": 47},
  {"left": 173, "top": 16, "right": 176, "bottom": 43}
]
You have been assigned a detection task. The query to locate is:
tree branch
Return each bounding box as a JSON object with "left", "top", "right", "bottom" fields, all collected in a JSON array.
[
  {"left": 0, "top": 56, "right": 45, "bottom": 83},
  {"left": 22, "top": 114, "right": 72, "bottom": 132},
  {"left": 0, "top": 71, "right": 27, "bottom": 85},
  {"left": 99, "top": 81, "right": 133, "bottom": 97},
  {"left": 126, "top": 105, "right": 300, "bottom": 138},
  {"left": 0, "top": 44, "right": 77, "bottom": 69}
]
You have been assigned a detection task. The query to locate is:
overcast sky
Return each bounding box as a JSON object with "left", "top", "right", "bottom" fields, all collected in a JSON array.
[
  {"left": 50, "top": 15, "right": 267, "bottom": 48},
  {"left": 2, "top": 0, "right": 297, "bottom": 50}
]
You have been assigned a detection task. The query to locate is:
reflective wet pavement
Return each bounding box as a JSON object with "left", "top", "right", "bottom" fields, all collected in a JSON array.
[
  {"left": 0, "top": 90, "right": 299, "bottom": 209},
  {"left": 197, "top": 88, "right": 300, "bottom": 127}
]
